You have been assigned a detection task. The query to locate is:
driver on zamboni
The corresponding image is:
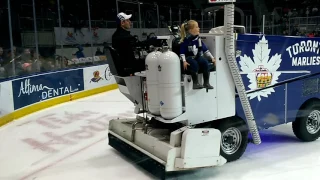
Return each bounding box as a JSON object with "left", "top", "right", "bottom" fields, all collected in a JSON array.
[{"left": 179, "top": 20, "right": 216, "bottom": 89}]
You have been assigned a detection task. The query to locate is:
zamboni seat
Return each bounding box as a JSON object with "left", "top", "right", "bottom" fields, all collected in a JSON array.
[{"left": 107, "top": 46, "right": 134, "bottom": 77}]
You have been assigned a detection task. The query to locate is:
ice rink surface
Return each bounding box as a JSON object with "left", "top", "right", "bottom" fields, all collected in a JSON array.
[{"left": 0, "top": 89, "right": 319, "bottom": 180}]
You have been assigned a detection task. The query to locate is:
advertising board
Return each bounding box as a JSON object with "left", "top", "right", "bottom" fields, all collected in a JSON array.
[
  {"left": 12, "top": 69, "right": 84, "bottom": 110},
  {"left": 83, "top": 64, "right": 116, "bottom": 90},
  {"left": 54, "top": 27, "right": 170, "bottom": 45},
  {"left": 0, "top": 81, "right": 14, "bottom": 118},
  {"left": 55, "top": 46, "right": 107, "bottom": 64}
]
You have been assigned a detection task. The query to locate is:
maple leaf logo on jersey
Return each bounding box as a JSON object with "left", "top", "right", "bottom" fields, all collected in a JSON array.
[{"left": 238, "top": 36, "right": 282, "bottom": 101}]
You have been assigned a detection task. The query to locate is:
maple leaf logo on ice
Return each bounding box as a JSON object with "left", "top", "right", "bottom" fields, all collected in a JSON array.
[{"left": 238, "top": 36, "right": 282, "bottom": 101}]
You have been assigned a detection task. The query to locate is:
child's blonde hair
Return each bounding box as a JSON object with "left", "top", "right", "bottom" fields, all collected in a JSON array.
[{"left": 180, "top": 20, "right": 198, "bottom": 43}]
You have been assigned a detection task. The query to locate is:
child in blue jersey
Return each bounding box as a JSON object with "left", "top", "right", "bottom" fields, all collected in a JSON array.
[{"left": 180, "top": 20, "right": 216, "bottom": 89}]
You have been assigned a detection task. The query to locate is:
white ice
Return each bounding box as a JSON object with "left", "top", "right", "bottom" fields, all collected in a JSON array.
[{"left": 0, "top": 89, "right": 319, "bottom": 180}]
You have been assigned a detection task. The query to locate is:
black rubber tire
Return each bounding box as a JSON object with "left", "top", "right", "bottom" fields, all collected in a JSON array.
[
  {"left": 292, "top": 102, "right": 320, "bottom": 142},
  {"left": 216, "top": 116, "right": 249, "bottom": 162}
]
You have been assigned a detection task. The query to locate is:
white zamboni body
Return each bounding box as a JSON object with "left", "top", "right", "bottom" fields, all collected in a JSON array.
[
  {"left": 107, "top": 1, "right": 260, "bottom": 179},
  {"left": 108, "top": 34, "right": 239, "bottom": 178}
]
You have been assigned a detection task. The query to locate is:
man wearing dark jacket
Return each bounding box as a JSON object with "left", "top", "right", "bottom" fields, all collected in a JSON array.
[{"left": 112, "top": 12, "right": 141, "bottom": 76}]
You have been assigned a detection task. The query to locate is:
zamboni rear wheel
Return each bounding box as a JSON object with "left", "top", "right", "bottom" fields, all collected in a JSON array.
[
  {"left": 215, "top": 116, "right": 249, "bottom": 162},
  {"left": 293, "top": 102, "right": 320, "bottom": 142}
]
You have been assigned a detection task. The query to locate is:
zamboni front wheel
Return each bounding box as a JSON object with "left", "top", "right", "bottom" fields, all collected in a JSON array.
[
  {"left": 216, "top": 116, "right": 249, "bottom": 162},
  {"left": 293, "top": 103, "right": 320, "bottom": 142}
]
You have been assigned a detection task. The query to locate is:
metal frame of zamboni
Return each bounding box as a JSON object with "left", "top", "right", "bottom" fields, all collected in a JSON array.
[{"left": 107, "top": 1, "right": 262, "bottom": 179}]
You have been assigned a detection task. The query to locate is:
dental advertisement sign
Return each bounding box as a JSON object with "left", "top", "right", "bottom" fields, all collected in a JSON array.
[{"left": 11, "top": 69, "right": 84, "bottom": 110}]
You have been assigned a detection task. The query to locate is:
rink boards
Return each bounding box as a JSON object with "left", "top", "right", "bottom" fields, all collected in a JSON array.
[
  {"left": 0, "top": 64, "right": 117, "bottom": 127},
  {"left": 2, "top": 34, "right": 320, "bottom": 129}
]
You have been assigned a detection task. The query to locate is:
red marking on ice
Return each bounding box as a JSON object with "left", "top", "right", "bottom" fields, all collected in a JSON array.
[
  {"left": 17, "top": 121, "right": 33, "bottom": 127},
  {"left": 19, "top": 136, "right": 106, "bottom": 180}
]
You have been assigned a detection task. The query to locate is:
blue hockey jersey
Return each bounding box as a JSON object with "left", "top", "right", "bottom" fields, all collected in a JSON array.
[{"left": 180, "top": 35, "right": 211, "bottom": 61}]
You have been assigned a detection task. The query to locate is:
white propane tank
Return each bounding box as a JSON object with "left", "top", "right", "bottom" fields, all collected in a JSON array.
[
  {"left": 158, "top": 47, "right": 183, "bottom": 119},
  {"left": 145, "top": 50, "right": 162, "bottom": 115}
]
